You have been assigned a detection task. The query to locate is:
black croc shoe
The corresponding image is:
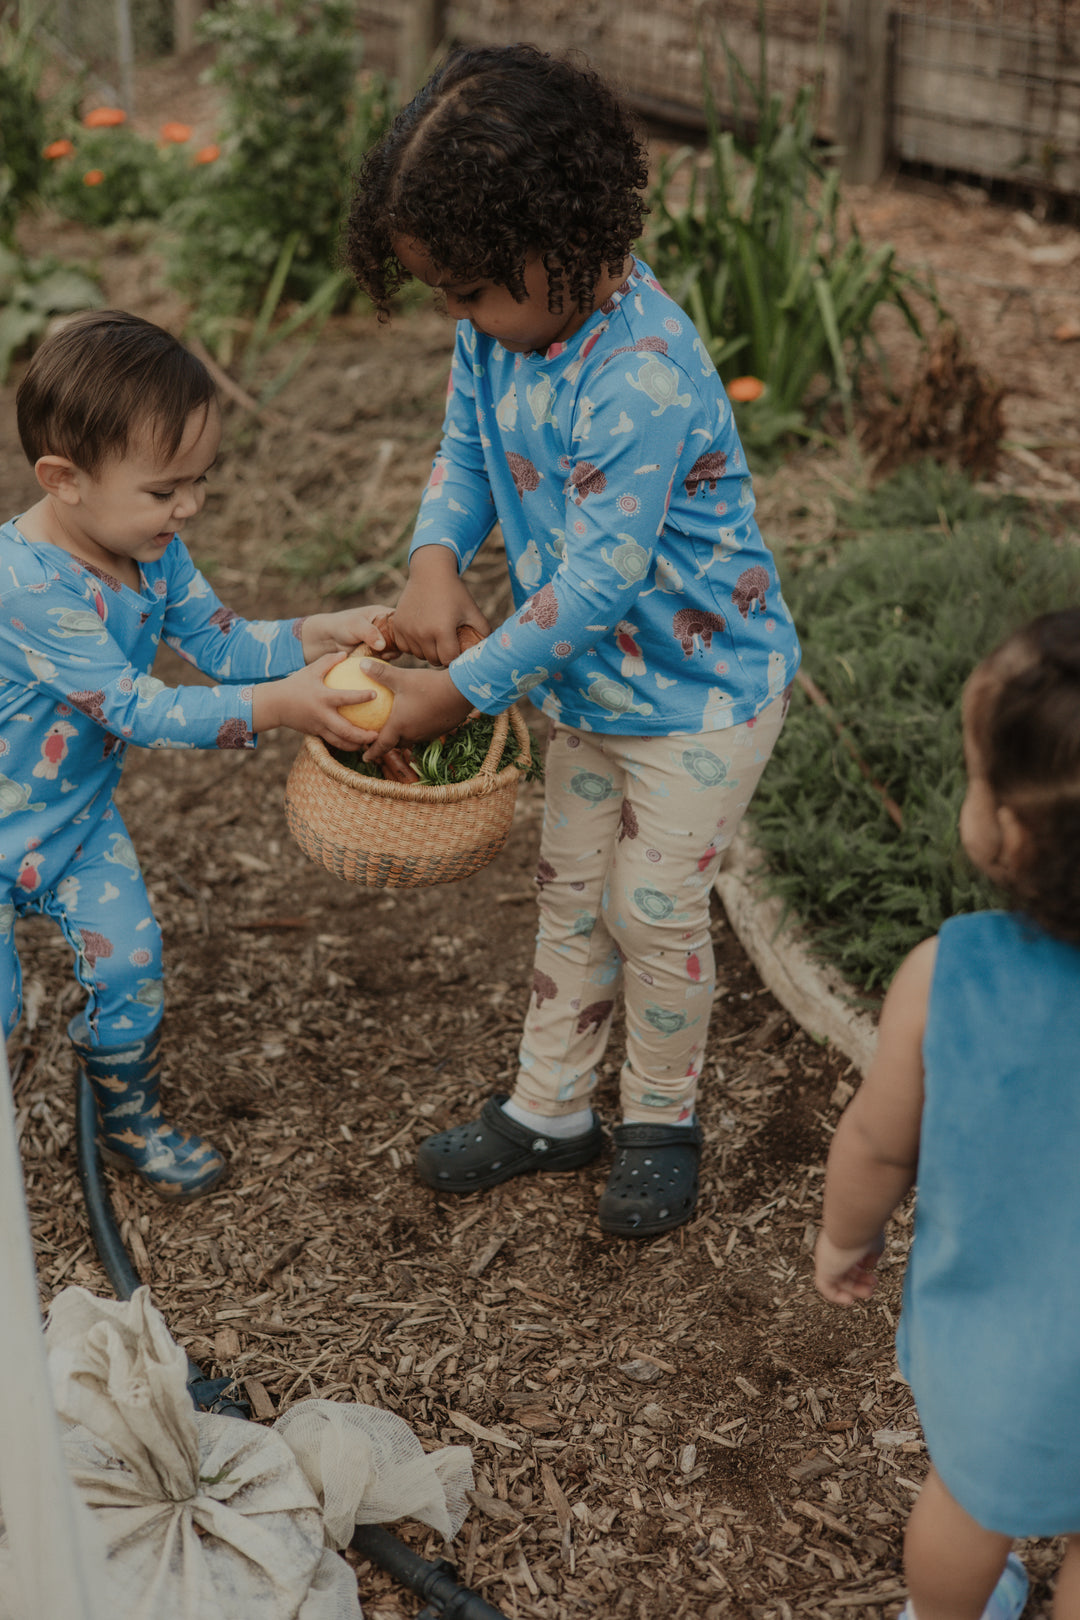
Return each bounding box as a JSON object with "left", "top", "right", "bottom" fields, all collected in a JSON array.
[
  {"left": 416, "top": 1094, "right": 604, "bottom": 1192},
  {"left": 598, "top": 1120, "right": 704, "bottom": 1236}
]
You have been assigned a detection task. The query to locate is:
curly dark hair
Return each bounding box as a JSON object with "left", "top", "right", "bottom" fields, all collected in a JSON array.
[
  {"left": 973, "top": 608, "right": 1080, "bottom": 944},
  {"left": 343, "top": 43, "right": 650, "bottom": 319}
]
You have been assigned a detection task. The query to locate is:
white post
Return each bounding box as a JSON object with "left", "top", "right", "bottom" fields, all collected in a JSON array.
[
  {"left": 114, "top": 0, "right": 136, "bottom": 115},
  {"left": 0, "top": 1042, "right": 109, "bottom": 1619}
]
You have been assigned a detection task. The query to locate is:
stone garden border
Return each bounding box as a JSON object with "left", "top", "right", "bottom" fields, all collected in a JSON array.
[{"left": 714, "top": 829, "right": 879, "bottom": 1076}]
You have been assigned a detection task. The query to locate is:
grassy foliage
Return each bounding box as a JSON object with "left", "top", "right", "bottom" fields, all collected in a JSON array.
[{"left": 748, "top": 465, "right": 1080, "bottom": 991}]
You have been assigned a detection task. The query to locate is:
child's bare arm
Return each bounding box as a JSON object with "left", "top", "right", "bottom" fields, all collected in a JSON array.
[
  {"left": 815, "top": 936, "right": 935, "bottom": 1305},
  {"left": 393, "top": 545, "right": 491, "bottom": 667}
]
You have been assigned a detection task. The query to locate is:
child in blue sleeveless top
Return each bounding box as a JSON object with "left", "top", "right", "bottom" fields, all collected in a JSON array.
[
  {"left": 341, "top": 44, "right": 800, "bottom": 1237},
  {"left": 816, "top": 609, "right": 1080, "bottom": 1620}
]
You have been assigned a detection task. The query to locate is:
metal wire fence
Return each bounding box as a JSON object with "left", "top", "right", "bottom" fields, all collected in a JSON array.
[
  {"left": 365, "top": 0, "right": 1080, "bottom": 201},
  {"left": 36, "top": 0, "right": 173, "bottom": 109},
  {"left": 891, "top": 0, "right": 1076, "bottom": 192},
  {"left": 30, "top": 0, "right": 1080, "bottom": 201}
]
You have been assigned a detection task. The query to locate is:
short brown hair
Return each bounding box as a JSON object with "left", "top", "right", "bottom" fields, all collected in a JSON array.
[
  {"left": 974, "top": 608, "right": 1080, "bottom": 943},
  {"left": 16, "top": 309, "right": 216, "bottom": 475}
]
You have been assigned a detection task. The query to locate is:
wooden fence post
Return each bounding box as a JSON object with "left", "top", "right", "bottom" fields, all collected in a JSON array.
[
  {"left": 399, "top": 0, "right": 448, "bottom": 99},
  {"left": 837, "top": 0, "right": 892, "bottom": 185},
  {"left": 174, "top": 0, "right": 207, "bottom": 56}
]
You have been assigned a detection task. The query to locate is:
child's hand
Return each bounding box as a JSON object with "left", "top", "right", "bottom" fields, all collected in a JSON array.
[
  {"left": 357, "top": 662, "right": 474, "bottom": 761},
  {"left": 252, "top": 654, "right": 382, "bottom": 748},
  {"left": 300, "top": 606, "right": 397, "bottom": 663},
  {"left": 814, "top": 1229, "right": 884, "bottom": 1306},
  {"left": 394, "top": 545, "right": 490, "bottom": 666}
]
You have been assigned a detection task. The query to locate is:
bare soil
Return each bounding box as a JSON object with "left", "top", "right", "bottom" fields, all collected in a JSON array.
[{"left": 4, "top": 57, "right": 1079, "bottom": 1618}]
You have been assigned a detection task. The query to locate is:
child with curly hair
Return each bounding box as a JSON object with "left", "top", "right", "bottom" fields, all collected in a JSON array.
[
  {"left": 815, "top": 610, "right": 1080, "bottom": 1619},
  {"left": 3, "top": 309, "right": 389, "bottom": 1198},
  {"left": 343, "top": 44, "right": 801, "bottom": 1236}
]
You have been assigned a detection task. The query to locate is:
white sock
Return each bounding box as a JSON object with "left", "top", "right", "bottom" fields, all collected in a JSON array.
[
  {"left": 502, "top": 1098, "right": 594, "bottom": 1138},
  {"left": 621, "top": 1112, "right": 697, "bottom": 1127}
]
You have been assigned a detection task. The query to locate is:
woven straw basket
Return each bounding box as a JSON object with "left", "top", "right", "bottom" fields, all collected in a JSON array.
[{"left": 284, "top": 691, "right": 534, "bottom": 890}]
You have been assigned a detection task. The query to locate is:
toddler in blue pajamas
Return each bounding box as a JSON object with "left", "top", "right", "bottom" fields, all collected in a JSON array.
[{"left": 2, "top": 309, "right": 389, "bottom": 1197}]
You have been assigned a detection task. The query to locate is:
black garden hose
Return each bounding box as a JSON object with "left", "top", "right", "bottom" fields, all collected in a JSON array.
[
  {"left": 74, "top": 1073, "right": 249, "bottom": 1415},
  {"left": 74, "top": 1073, "right": 509, "bottom": 1620},
  {"left": 350, "top": 1524, "right": 508, "bottom": 1620}
]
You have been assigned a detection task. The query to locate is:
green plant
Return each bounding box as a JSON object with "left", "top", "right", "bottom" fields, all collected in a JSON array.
[
  {"left": 644, "top": 17, "right": 938, "bottom": 449},
  {"left": 235, "top": 232, "right": 353, "bottom": 397},
  {"left": 42, "top": 124, "right": 193, "bottom": 227},
  {"left": 166, "top": 0, "right": 394, "bottom": 333},
  {"left": 333, "top": 714, "right": 544, "bottom": 785},
  {"left": 0, "top": 243, "right": 102, "bottom": 381},
  {"left": 0, "top": 7, "right": 49, "bottom": 242},
  {"left": 747, "top": 467, "right": 1080, "bottom": 989}
]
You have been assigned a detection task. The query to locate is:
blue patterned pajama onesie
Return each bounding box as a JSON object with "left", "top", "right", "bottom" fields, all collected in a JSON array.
[
  {"left": 410, "top": 258, "right": 802, "bottom": 1122},
  {"left": 0, "top": 519, "right": 305, "bottom": 1045}
]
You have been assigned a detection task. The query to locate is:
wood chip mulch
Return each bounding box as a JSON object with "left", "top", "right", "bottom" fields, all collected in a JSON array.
[
  {"left": 3, "top": 270, "right": 1064, "bottom": 1620},
  {"left": 11, "top": 744, "right": 1062, "bottom": 1616}
]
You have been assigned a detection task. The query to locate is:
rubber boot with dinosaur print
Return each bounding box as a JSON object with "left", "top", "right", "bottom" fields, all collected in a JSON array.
[{"left": 70, "top": 1021, "right": 227, "bottom": 1200}]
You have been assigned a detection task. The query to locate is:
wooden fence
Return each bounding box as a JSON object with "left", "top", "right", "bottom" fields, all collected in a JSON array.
[{"left": 355, "top": 0, "right": 1080, "bottom": 198}]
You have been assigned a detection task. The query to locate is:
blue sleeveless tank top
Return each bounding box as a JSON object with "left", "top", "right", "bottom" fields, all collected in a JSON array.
[{"left": 896, "top": 909, "right": 1080, "bottom": 1535}]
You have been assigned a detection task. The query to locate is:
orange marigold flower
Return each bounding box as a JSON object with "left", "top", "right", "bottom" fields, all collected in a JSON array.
[
  {"left": 83, "top": 106, "right": 126, "bottom": 129},
  {"left": 83, "top": 169, "right": 105, "bottom": 187},
  {"left": 193, "top": 143, "right": 221, "bottom": 165},
  {"left": 726, "top": 375, "right": 766, "bottom": 403},
  {"left": 43, "top": 138, "right": 75, "bottom": 159},
  {"left": 160, "top": 121, "right": 192, "bottom": 143}
]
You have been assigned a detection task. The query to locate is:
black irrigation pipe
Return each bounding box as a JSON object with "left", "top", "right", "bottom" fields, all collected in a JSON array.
[{"left": 74, "top": 1075, "right": 508, "bottom": 1620}]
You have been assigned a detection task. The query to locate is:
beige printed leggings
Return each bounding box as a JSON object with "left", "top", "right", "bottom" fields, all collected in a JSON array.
[{"left": 512, "top": 689, "right": 790, "bottom": 1126}]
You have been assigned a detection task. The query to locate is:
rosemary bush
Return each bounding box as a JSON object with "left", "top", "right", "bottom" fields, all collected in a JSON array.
[
  {"left": 166, "top": 0, "right": 393, "bottom": 336},
  {"left": 748, "top": 464, "right": 1080, "bottom": 990}
]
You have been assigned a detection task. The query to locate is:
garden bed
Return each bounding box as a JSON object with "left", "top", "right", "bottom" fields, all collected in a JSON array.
[{"left": 3, "top": 49, "right": 1079, "bottom": 1614}]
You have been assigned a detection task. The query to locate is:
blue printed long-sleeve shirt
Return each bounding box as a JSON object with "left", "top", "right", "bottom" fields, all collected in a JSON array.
[
  {"left": 0, "top": 519, "right": 305, "bottom": 886},
  {"left": 410, "top": 258, "right": 800, "bottom": 734}
]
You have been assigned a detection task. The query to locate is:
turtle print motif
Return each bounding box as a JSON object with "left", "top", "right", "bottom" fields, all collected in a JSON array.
[{"left": 408, "top": 256, "right": 799, "bottom": 736}]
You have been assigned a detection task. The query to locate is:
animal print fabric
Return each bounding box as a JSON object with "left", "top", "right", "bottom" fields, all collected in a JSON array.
[
  {"left": 512, "top": 691, "right": 789, "bottom": 1124},
  {"left": 411, "top": 257, "right": 800, "bottom": 734},
  {"left": 0, "top": 517, "right": 306, "bottom": 1041}
]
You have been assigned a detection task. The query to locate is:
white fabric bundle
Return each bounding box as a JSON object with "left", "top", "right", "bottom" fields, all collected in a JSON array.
[{"left": 0, "top": 1285, "right": 473, "bottom": 1620}]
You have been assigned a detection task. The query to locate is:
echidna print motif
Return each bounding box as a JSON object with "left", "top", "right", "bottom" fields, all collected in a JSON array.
[
  {"left": 412, "top": 257, "right": 800, "bottom": 735},
  {"left": 0, "top": 519, "right": 309, "bottom": 1042},
  {"left": 510, "top": 696, "right": 791, "bottom": 1127}
]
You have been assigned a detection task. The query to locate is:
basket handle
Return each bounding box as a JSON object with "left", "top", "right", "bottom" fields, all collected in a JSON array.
[
  {"left": 456, "top": 622, "right": 484, "bottom": 656},
  {"left": 453, "top": 623, "right": 536, "bottom": 783}
]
